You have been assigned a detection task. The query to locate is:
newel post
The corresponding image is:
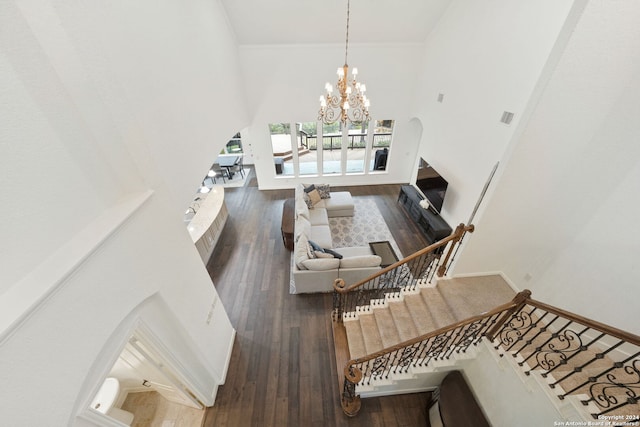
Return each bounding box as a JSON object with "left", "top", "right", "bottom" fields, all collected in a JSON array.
[
  {"left": 341, "top": 365, "right": 363, "bottom": 417},
  {"left": 437, "top": 223, "right": 474, "bottom": 277},
  {"left": 332, "top": 278, "right": 347, "bottom": 321},
  {"left": 486, "top": 289, "right": 532, "bottom": 342}
]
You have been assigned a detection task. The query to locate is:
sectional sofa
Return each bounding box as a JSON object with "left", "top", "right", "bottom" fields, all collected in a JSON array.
[{"left": 290, "top": 184, "right": 382, "bottom": 294}]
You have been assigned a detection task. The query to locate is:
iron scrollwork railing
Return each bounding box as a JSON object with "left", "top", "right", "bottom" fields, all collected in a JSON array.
[
  {"left": 339, "top": 294, "right": 528, "bottom": 416},
  {"left": 336, "top": 284, "right": 640, "bottom": 420},
  {"left": 332, "top": 224, "right": 474, "bottom": 322},
  {"left": 490, "top": 298, "right": 640, "bottom": 420}
]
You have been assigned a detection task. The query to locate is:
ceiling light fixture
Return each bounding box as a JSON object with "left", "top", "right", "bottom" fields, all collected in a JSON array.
[{"left": 318, "top": 0, "right": 370, "bottom": 125}]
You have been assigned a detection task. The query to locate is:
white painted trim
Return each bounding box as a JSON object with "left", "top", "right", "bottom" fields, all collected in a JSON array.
[
  {"left": 360, "top": 385, "right": 438, "bottom": 399},
  {"left": 218, "top": 329, "right": 236, "bottom": 387},
  {"left": 0, "top": 190, "right": 154, "bottom": 345}
]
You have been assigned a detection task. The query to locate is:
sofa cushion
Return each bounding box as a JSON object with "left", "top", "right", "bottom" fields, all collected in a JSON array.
[
  {"left": 295, "top": 216, "right": 311, "bottom": 239},
  {"left": 310, "top": 225, "right": 333, "bottom": 249},
  {"left": 340, "top": 255, "right": 382, "bottom": 268},
  {"left": 315, "top": 191, "right": 355, "bottom": 217},
  {"left": 334, "top": 246, "right": 373, "bottom": 258},
  {"left": 294, "top": 233, "right": 311, "bottom": 269},
  {"left": 301, "top": 258, "right": 341, "bottom": 271},
  {"left": 295, "top": 195, "right": 309, "bottom": 220},
  {"left": 307, "top": 207, "right": 329, "bottom": 225}
]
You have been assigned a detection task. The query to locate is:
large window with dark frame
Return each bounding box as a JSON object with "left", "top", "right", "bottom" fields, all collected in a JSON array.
[{"left": 269, "top": 119, "right": 394, "bottom": 177}]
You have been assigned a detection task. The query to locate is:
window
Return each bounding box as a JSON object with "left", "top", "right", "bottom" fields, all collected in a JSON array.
[
  {"left": 270, "top": 119, "right": 394, "bottom": 177},
  {"left": 269, "top": 123, "right": 293, "bottom": 176},
  {"left": 297, "top": 122, "right": 318, "bottom": 175},
  {"left": 345, "top": 121, "right": 368, "bottom": 173},
  {"left": 322, "top": 122, "right": 342, "bottom": 174},
  {"left": 370, "top": 119, "right": 393, "bottom": 171}
]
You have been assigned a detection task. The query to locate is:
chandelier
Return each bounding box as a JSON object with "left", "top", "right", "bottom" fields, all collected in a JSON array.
[{"left": 318, "top": 0, "right": 370, "bottom": 125}]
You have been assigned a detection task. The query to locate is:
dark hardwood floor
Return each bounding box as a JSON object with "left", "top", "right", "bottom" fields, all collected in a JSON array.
[{"left": 203, "top": 173, "right": 431, "bottom": 426}]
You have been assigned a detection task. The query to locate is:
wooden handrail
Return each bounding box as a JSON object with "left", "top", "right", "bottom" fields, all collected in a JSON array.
[
  {"left": 333, "top": 223, "right": 474, "bottom": 294},
  {"left": 338, "top": 281, "right": 640, "bottom": 417},
  {"left": 345, "top": 291, "right": 528, "bottom": 367},
  {"left": 525, "top": 298, "right": 640, "bottom": 346}
]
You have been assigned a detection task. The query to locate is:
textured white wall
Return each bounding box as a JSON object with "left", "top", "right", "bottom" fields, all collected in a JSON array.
[
  {"left": 455, "top": 0, "right": 640, "bottom": 334},
  {"left": 411, "top": 0, "right": 575, "bottom": 226},
  {"left": 0, "top": 0, "right": 240, "bottom": 424},
  {"left": 238, "top": 43, "right": 425, "bottom": 189}
]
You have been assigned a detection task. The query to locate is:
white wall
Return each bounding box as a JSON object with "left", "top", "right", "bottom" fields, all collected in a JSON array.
[
  {"left": 464, "top": 342, "right": 563, "bottom": 426},
  {"left": 0, "top": 0, "right": 242, "bottom": 424},
  {"left": 454, "top": 0, "right": 640, "bottom": 334},
  {"left": 238, "top": 43, "right": 426, "bottom": 189},
  {"left": 411, "top": 0, "right": 575, "bottom": 226}
]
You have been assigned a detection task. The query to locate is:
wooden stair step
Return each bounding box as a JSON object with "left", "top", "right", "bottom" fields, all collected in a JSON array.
[
  {"left": 373, "top": 306, "right": 401, "bottom": 348},
  {"left": 388, "top": 300, "right": 419, "bottom": 341}
]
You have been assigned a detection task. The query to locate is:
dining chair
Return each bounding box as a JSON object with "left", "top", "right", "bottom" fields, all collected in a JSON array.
[
  {"left": 210, "top": 163, "right": 229, "bottom": 183},
  {"left": 230, "top": 156, "right": 245, "bottom": 179}
]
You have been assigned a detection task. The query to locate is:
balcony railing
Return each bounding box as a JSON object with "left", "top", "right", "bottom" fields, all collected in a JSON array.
[{"left": 299, "top": 132, "right": 392, "bottom": 151}]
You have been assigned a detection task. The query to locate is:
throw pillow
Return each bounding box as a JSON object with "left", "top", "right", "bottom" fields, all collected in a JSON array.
[
  {"left": 301, "top": 258, "right": 341, "bottom": 271},
  {"left": 314, "top": 251, "right": 334, "bottom": 259},
  {"left": 303, "top": 192, "right": 313, "bottom": 209},
  {"left": 303, "top": 184, "right": 316, "bottom": 193},
  {"left": 323, "top": 248, "right": 343, "bottom": 259},
  {"left": 308, "top": 240, "right": 323, "bottom": 252},
  {"left": 316, "top": 184, "right": 331, "bottom": 199},
  {"left": 308, "top": 189, "right": 322, "bottom": 206},
  {"left": 340, "top": 255, "right": 382, "bottom": 268}
]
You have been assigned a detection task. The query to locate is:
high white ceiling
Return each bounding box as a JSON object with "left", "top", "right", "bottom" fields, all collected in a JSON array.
[{"left": 219, "top": 0, "right": 451, "bottom": 45}]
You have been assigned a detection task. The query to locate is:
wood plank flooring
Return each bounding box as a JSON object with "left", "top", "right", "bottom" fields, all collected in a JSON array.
[{"left": 203, "top": 175, "right": 431, "bottom": 426}]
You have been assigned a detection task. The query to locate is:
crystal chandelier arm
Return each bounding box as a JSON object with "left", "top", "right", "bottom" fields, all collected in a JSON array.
[{"left": 318, "top": 0, "right": 370, "bottom": 125}]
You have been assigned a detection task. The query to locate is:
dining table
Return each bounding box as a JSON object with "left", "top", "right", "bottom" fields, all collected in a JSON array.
[{"left": 216, "top": 155, "right": 240, "bottom": 178}]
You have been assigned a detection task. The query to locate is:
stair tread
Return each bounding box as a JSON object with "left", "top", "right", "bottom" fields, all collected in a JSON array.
[
  {"left": 358, "top": 313, "right": 384, "bottom": 355},
  {"left": 402, "top": 294, "right": 438, "bottom": 335},
  {"left": 344, "top": 320, "right": 367, "bottom": 360},
  {"left": 420, "top": 288, "right": 457, "bottom": 327},
  {"left": 374, "top": 307, "right": 401, "bottom": 348},
  {"left": 388, "top": 300, "right": 419, "bottom": 341}
]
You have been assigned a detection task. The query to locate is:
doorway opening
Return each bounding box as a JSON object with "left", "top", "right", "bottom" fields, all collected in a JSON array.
[{"left": 87, "top": 328, "right": 206, "bottom": 426}]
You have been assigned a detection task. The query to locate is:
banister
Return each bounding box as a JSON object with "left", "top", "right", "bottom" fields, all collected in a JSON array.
[
  {"left": 333, "top": 223, "right": 474, "bottom": 294},
  {"left": 345, "top": 291, "right": 527, "bottom": 366},
  {"left": 524, "top": 298, "right": 640, "bottom": 346}
]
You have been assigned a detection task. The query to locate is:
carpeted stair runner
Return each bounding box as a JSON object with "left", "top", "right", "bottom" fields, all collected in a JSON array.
[
  {"left": 339, "top": 274, "right": 639, "bottom": 420},
  {"left": 344, "top": 274, "right": 515, "bottom": 359},
  {"left": 502, "top": 314, "right": 640, "bottom": 418}
]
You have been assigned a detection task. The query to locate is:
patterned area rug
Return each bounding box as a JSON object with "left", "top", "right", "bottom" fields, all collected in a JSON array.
[{"left": 329, "top": 197, "right": 403, "bottom": 258}]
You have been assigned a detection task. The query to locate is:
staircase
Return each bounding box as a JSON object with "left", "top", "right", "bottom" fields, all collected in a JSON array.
[
  {"left": 331, "top": 226, "right": 640, "bottom": 422},
  {"left": 343, "top": 275, "right": 515, "bottom": 367}
]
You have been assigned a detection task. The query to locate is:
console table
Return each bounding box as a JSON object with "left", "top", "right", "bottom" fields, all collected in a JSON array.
[
  {"left": 281, "top": 198, "right": 295, "bottom": 250},
  {"left": 398, "top": 185, "right": 452, "bottom": 244}
]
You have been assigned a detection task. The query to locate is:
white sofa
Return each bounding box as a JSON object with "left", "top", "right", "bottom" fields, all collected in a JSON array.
[{"left": 291, "top": 184, "right": 382, "bottom": 294}]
